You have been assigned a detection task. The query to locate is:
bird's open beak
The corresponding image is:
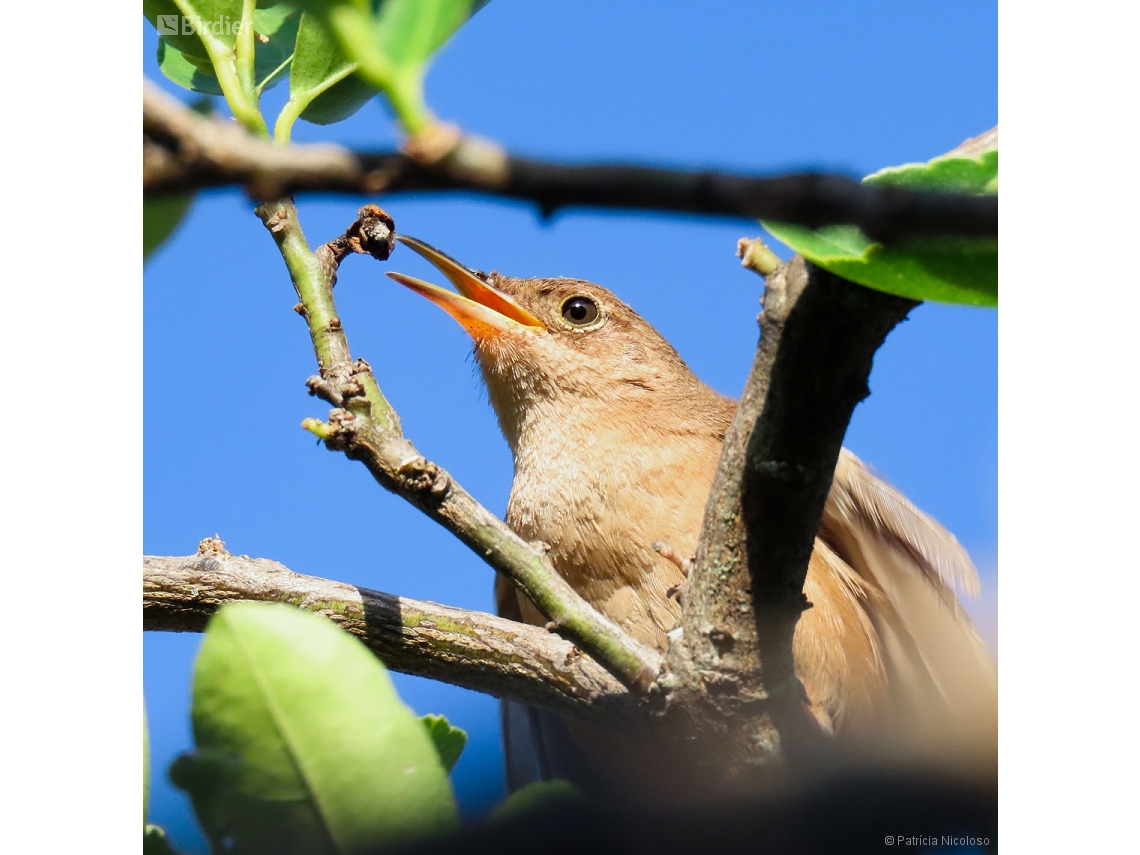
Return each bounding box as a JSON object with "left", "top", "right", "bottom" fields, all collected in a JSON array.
[{"left": 386, "top": 235, "right": 546, "bottom": 340}]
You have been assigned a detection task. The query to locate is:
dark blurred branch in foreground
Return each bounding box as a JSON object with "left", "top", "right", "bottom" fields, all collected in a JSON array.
[
  {"left": 396, "top": 767, "right": 996, "bottom": 855},
  {"left": 144, "top": 545, "right": 631, "bottom": 718},
  {"left": 143, "top": 82, "right": 997, "bottom": 242}
]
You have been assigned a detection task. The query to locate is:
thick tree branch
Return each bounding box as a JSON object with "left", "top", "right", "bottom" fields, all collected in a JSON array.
[
  {"left": 663, "top": 247, "right": 918, "bottom": 765},
  {"left": 144, "top": 82, "right": 997, "bottom": 242},
  {"left": 144, "top": 545, "right": 630, "bottom": 718},
  {"left": 254, "top": 200, "right": 663, "bottom": 692},
  {"left": 739, "top": 257, "right": 917, "bottom": 653}
]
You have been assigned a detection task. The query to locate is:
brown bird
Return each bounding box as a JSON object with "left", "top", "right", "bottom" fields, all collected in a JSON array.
[{"left": 387, "top": 236, "right": 997, "bottom": 792}]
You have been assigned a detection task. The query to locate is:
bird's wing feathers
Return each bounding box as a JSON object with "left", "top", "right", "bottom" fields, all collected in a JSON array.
[
  {"left": 497, "top": 451, "right": 996, "bottom": 789},
  {"left": 829, "top": 449, "right": 979, "bottom": 599},
  {"left": 821, "top": 450, "right": 996, "bottom": 722}
]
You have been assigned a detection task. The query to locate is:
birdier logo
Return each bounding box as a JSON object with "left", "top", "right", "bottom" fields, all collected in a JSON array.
[{"left": 155, "top": 15, "right": 252, "bottom": 37}]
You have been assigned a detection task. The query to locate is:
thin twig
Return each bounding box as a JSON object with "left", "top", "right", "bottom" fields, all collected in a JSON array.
[
  {"left": 144, "top": 548, "right": 631, "bottom": 718},
  {"left": 144, "top": 82, "right": 997, "bottom": 242}
]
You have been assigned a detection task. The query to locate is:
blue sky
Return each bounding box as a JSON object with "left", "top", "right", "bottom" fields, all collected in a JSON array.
[{"left": 144, "top": 2, "right": 996, "bottom": 849}]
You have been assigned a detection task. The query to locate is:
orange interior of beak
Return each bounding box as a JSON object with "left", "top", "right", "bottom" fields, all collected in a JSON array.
[
  {"left": 394, "top": 235, "right": 545, "bottom": 331},
  {"left": 386, "top": 272, "right": 543, "bottom": 341}
]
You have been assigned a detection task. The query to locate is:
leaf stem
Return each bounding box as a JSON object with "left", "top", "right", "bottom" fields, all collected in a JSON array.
[
  {"left": 273, "top": 63, "right": 358, "bottom": 145},
  {"left": 386, "top": 72, "right": 433, "bottom": 137},
  {"left": 257, "top": 52, "right": 294, "bottom": 98},
  {"left": 171, "top": 0, "right": 267, "bottom": 137},
  {"left": 318, "top": 6, "right": 432, "bottom": 135},
  {"left": 325, "top": 6, "right": 396, "bottom": 89},
  {"left": 213, "top": 54, "right": 269, "bottom": 137},
  {"left": 235, "top": 0, "right": 258, "bottom": 95},
  {"left": 273, "top": 97, "right": 304, "bottom": 146}
]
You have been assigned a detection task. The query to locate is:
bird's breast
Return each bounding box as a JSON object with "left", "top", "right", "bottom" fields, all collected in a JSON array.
[{"left": 504, "top": 408, "right": 723, "bottom": 649}]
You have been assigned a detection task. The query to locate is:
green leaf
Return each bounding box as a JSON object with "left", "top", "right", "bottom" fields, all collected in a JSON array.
[
  {"left": 420, "top": 714, "right": 467, "bottom": 772},
  {"left": 252, "top": 4, "right": 303, "bottom": 93},
  {"left": 144, "top": 825, "right": 181, "bottom": 855},
  {"left": 145, "top": 0, "right": 271, "bottom": 134},
  {"left": 145, "top": 0, "right": 208, "bottom": 60},
  {"left": 286, "top": 12, "right": 380, "bottom": 130},
  {"left": 144, "top": 195, "right": 194, "bottom": 260},
  {"left": 763, "top": 146, "right": 998, "bottom": 307},
  {"left": 373, "top": 0, "right": 482, "bottom": 70},
  {"left": 371, "top": 0, "right": 488, "bottom": 122},
  {"left": 144, "top": 0, "right": 245, "bottom": 58},
  {"left": 171, "top": 602, "right": 457, "bottom": 855},
  {"left": 291, "top": 0, "right": 486, "bottom": 132},
  {"left": 488, "top": 780, "right": 587, "bottom": 824},
  {"left": 301, "top": 72, "right": 378, "bottom": 125},
  {"left": 865, "top": 148, "right": 998, "bottom": 194},
  {"left": 153, "top": 5, "right": 301, "bottom": 95},
  {"left": 157, "top": 39, "right": 225, "bottom": 95}
]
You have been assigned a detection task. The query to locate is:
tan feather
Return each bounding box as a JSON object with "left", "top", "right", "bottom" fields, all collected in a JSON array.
[
  {"left": 829, "top": 449, "right": 980, "bottom": 599},
  {"left": 820, "top": 451, "right": 996, "bottom": 726},
  {"left": 795, "top": 540, "right": 886, "bottom": 734}
]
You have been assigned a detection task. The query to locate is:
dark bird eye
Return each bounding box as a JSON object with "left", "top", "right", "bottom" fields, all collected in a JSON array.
[{"left": 561, "top": 296, "right": 599, "bottom": 326}]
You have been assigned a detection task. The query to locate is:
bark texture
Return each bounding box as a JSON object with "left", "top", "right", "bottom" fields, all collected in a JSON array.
[
  {"left": 144, "top": 549, "right": 631, "bottom": 718},
  {"left": 663, "top": 256, "right": 918, "bottom": 766}
]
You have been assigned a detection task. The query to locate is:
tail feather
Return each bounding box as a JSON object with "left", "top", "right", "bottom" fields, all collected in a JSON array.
[
  {"left": 830, "top": 449, "right": 980, "bottom": 599},
  {"left": 500, "top": 700, "right": 542, "bottom": 791},
  {"left": 496, "top": 574, "right": 602, "bottom": 792},
  {"left": 822, "top": 450, "right": 996, "bottom": 724}
]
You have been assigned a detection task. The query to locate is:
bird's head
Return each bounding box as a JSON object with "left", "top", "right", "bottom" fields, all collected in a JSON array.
[{"left": 387, "top": 236, "right": 708, "bottom": 451}]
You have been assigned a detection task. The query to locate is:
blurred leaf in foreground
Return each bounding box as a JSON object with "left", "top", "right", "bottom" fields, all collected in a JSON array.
[{"left": 171, "top": 602, "right": 457, "bottom": 855}]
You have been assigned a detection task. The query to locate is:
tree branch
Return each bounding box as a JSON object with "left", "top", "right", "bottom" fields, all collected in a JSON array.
[
  {"left": 663, "top": 246, "right": 918, "bottom": 765},
  {"left": 144, "top": 82, "right": 997, "bottom": 243},
  {"left": 739, "top": 256, "right": 917, "bottom": 663},
  {"left": 144, "top": 544, "right": 630, "bottom": 718},
  {"left": 254, "top": 199, "right": 663, "bottom": 693}
]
